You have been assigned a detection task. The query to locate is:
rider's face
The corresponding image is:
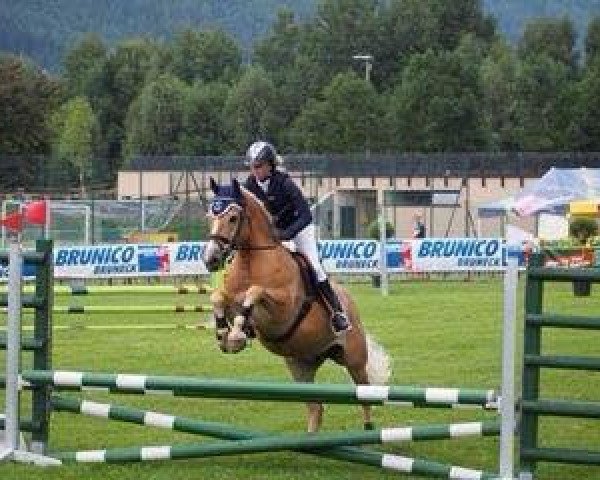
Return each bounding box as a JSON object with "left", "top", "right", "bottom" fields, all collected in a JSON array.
[{"left": 251, "top": 162, "right": 271, "bottom": 181}]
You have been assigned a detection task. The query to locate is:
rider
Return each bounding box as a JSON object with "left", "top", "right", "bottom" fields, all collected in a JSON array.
[{"left": 243, "top": 140, "right": 351, "bottom": 335}]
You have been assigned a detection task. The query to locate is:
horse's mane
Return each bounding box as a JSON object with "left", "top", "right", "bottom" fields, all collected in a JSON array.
[{"left": 240, "top": 186, "right": 277, "bottom": 238}]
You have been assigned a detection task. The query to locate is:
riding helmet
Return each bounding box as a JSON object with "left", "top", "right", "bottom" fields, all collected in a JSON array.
[{"left": 245, "top": 141, "right": 277, "bottom": 167}]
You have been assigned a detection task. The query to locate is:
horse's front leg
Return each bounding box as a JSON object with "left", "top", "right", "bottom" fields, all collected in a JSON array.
[
  {"left": 210, "top": 288, "right": 234, "bottom": 351},
  {"left": 229, "top": 285, "right": 266, "bottom": 341}
]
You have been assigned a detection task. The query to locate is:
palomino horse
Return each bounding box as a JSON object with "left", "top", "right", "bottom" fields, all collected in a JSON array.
[{"left": 203, "top": 178, "right": 390, "bottom": 432}]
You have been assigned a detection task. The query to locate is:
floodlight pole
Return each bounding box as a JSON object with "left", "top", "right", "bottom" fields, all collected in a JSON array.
[
  {"left": 352, "top": 54, "right": 373, "bottom": 83},
  {"left": 352, "top": 54, "right": 374, "bottom": 161}
]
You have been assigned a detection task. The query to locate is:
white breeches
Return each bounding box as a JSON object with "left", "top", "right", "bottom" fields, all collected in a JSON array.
[{"left": 285, "top": 223, "right": 327, "bottom": 282}]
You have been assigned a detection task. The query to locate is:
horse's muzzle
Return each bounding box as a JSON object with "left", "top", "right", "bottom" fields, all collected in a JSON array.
[
  {"left": 218, "top": 333, "right": 247, "bottom": 354},
  {"left": 203, "top": 240, "right": 229, "bottom": 272}
]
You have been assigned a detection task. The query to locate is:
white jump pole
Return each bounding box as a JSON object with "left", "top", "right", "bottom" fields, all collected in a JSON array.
[
  {"left": 0, "top": 241, "right": 22, "bottom": 461},
  {"left": 499, "top": 253, "right": 518, "bottom": 479}
]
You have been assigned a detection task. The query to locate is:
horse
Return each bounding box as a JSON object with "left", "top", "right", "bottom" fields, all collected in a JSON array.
[{"left": 202, "top": 177, "right": 390, "bottom": 432}]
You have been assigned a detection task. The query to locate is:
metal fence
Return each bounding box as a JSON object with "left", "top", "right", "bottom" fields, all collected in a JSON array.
[
  {"left": 126, "top": 152, "right": 600, "bottom": 178},
  {"left": 1, "top": 198, "right": 208, "bottom": 248}
]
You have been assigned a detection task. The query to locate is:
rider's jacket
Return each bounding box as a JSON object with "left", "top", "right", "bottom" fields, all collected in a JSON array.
[{"left": 244, "top": 170, "right": 312, "bottom": 240}]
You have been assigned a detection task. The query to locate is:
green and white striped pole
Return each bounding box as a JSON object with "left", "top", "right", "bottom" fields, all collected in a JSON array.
[
  {"left": 50, "top": 396, "right": 500, "bottom": 479},
  {"left": 20, "top": 370, "right": 497, "bottom": 408},
  {"left": 51, "top": 395, "right": 500, "bottom": 444}
]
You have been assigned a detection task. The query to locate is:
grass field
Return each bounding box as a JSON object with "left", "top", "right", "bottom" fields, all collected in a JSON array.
[{"left": 1, "top": 278, "right": 599, "bottom": 480}]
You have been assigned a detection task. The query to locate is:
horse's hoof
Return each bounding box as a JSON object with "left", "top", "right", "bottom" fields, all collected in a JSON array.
[{"left": 364, "top": 421, "right": 375, "bottom": 431}]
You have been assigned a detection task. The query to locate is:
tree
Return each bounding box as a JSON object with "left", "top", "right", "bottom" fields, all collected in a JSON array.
[
  {"left": 518, "top": 17, "right": 578, "bottom": 70},
  {"left": 254, "top": 9, "right": 330, "bottom": 142},
  {"left": 386, "top": 46, "right": 487, "bottom": 152},
  {"left": 223, "top": 66, "right": 279, "bottom": 150},
  {"left": 480, "top": 40, "right": 523, "bottom": 150},
  {"left": 125, "top": 74, "right": 189, "bottom": 156},
  {"left": 514, "top": 54, "right": 577, "bottom": 151},
  {"left": 95, "top": 37, "right": 164, "bottom": 167},
  {"left": 169, "top": 28, "right": 242, "bottom": 84},
  {"left": 0, "top": 54, "right": 62, "bottom": 154},
  {"left": 63, "top": 33, "right": 108, "bottom": 97},
  {"left": 373, "top": 0, "right": 440, "bottom": 87},
  {"left": 572, "top": 57, "right": 600, "bottom": 150},
  {"left": 430, "top": 0, "right": 496, "bottom": 51},
  {"left": 53, "top": 96, "right": 99, "bottom": 197},
  {"left": 586, "top": 16, "right": 600, "bottom": 63},
  {"left": 308, "top": 0, "right": 379, "bottom": 82},
  {"left": 254, "top": 8, "right": 301, "bottom": 76},
  {"left": 290, "top": 71, "right": 384, "bottom": 152},
  {"left": 179, "top": 82, "right": 231, "bottom": 155}
]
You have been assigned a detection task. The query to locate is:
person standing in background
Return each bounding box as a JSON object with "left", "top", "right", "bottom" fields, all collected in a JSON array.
[{"left": 413, "top": 214, "right": 426, "bottom": 239}]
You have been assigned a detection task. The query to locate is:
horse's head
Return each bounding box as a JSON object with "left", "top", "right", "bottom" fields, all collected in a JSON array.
[{"left": 203, "top": 178, "right": 246, "bottom": 272}]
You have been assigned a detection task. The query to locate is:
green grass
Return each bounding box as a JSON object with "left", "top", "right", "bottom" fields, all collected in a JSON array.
[{"left": 1, "top": 279, "right": 600, "bottom": 480}]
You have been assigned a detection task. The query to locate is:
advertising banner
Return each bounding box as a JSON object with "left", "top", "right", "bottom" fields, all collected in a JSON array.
[
  {"left": 318, "top": 240, "right": 380, "bottom": 273},
  {"left": 52, "top": 242, "right": 208, "bottom": 279},
  {"left": 411, "top": 238, "right": 505, "bottom": 271},
  {"left": 1, "top": 238, "right": 531, "bottom": 280}
]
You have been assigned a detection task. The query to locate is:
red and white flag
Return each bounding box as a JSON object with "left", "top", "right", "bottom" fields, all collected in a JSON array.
[
  {"left": 0, "top": 211, "right": 23, "bottom": 231},
  {"left": 23, "top": 200, "right": 48, "bottom": 225}
]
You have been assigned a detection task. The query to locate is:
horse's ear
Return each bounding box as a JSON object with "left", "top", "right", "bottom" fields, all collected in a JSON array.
[
  {"left": 232, "top": 178, "right": 244, "bottom": 204},
  {"left": 209, "top": 177, "right": 218, "bottom": 195}
]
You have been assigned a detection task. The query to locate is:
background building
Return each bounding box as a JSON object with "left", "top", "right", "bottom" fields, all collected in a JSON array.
[{"left": 118, "top": 153, "right": 600, "bottom": 239}]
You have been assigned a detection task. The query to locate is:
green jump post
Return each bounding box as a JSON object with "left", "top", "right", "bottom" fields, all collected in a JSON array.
[
  {"left": 31, "top": 239, "right": 54, "bottom": 453},
  {"left": 520, "top": 253, "right": 544, "bottom": 477},
  {"left": 521, "top": 252, "right": 600, "bottom": 476}
]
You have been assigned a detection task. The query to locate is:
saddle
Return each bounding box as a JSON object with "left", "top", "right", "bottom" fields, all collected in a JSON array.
[{"left": 290, "top": 251, "right": 320, "bottom": 300}]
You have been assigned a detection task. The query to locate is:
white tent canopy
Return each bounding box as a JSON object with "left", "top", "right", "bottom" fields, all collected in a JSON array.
[
  {"left": 477, "top": 167, "right": 600, "bottom": 218},
  {"left": 513, "top": 167, "right": 600, "bottom": 216}
]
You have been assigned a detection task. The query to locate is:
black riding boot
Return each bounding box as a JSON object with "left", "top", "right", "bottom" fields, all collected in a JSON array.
[{"left": 318, "top": 279, "right": 351, "bottom": 334}]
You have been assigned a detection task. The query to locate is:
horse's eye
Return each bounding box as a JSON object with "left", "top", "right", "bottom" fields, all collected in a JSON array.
[{"left": 229, "top": 216, "right": 238, "bottom": 224}]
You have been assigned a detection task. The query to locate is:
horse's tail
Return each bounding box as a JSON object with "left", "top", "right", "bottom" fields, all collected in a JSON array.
[{"left": 365, "top": 334, "right": 391, "bottom": 385}]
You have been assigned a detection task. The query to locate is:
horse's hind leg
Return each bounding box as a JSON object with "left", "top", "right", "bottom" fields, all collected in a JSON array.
[
  {"left": 284, "top": 357, "right": 324, "bottom": 433},
  {"left": 347, "top": 365, "right": 374, "bottom": 430}
]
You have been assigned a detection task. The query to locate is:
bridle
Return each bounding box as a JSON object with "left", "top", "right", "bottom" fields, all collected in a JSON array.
[{"left": 208, "top": 203, "right": 278, "bottom": 253}]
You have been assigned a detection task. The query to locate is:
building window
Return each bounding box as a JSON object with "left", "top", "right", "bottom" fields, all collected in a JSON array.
[
  {"left": 520, "top": 177, "right": 525, "bottom": 188},
  {"left": 481, "top": 177, "right": 486, "bottom": 188},
  {"left": 443, "top": 176, "right": 449, "bottom": 188},
  {"left": 500, "top": 177, "right": 505, "bottom": 188}
]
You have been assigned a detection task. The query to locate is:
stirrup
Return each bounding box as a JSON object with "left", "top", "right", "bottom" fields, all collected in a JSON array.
[{"left": 332, "top": 311, "right": 351, "bottom": 334}]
